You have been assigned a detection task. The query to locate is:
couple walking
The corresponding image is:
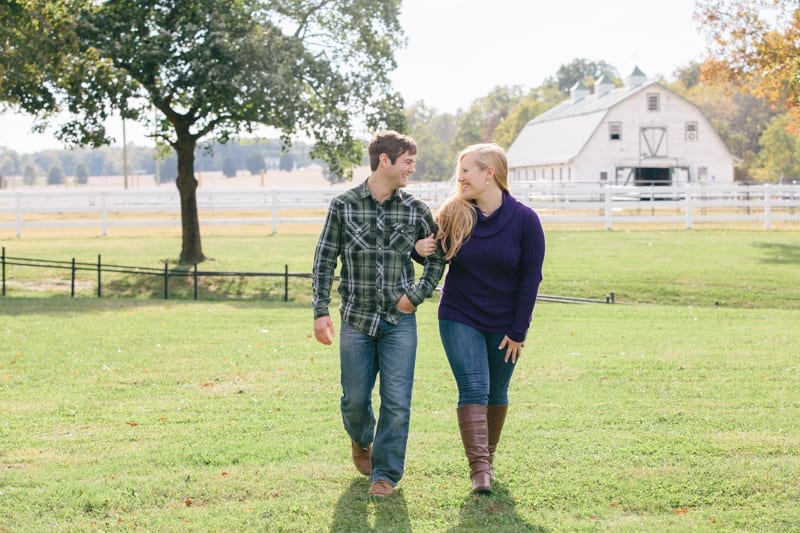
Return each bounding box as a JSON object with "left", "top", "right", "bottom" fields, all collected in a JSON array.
[{"left": 312, "top": 130, "right": 546, "bottom": 497}]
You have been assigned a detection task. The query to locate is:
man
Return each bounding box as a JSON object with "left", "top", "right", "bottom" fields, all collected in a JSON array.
[{"left": 312, "top": 130, "right": 445, "bottom": 497}]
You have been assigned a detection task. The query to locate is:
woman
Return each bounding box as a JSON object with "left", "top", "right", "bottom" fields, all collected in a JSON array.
[{"left": 423, "top": 143, "right": 545, "bottom": 495}]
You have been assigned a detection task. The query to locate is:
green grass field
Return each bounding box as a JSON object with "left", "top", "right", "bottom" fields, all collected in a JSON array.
[{"left": 1, "top": 229, "right": 799, "bottom": 531}]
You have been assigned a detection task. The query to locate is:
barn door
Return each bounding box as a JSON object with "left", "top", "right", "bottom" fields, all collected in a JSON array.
[{"left": 640, "top": 127, "right": 667, "bottom": 158}]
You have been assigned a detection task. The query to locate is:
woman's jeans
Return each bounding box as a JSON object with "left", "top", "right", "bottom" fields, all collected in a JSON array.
[
  {"left": 339, "top": 313, "right": 417, "bottom": 486},
  {"left": 439, "top": 319, "right": 517, "bottom": 407}
]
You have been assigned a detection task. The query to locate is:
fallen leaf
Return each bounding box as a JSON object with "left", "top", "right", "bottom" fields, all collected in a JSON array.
[
  {"left": 126, "top": 421, "right": 139, "bottom": 427},
  {"left": 184, "top": 498, "right": 192, "bottom": 507},
  {"left": 672, "top": 507, "right": 689, "bottom": 515}
]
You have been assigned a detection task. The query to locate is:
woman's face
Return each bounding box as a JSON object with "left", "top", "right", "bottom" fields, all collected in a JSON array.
[{"left": 457, "top": 152, "right": 492, "bottom": 200}]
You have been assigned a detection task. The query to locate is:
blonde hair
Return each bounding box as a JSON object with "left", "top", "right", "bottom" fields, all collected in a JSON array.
[{"left": 435, "top": 143, "right": 509, "bottom": 260}]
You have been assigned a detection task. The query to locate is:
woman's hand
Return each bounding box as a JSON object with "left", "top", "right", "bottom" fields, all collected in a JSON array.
[
  {"left": 498, "top": 335, "right": 524, "bottom": 363},
  {"left": 414, "top": 233, "right": 436, "bottom": 257}
]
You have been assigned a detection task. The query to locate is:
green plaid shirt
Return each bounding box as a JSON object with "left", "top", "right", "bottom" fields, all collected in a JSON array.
[{"left": 312, "top": 180, "right": 445, "bottom": 337}]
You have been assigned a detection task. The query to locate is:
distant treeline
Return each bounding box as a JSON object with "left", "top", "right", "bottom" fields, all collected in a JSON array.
[{"left": 0, "top": 138, "right": 323, "bottom": 185}]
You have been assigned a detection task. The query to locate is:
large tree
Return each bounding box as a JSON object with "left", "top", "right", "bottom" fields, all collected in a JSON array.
[
  {"left": 406, "top": 101, "right": 457, "bottom": 181},
  {"left": 548, "top": 58, "right": 621, "bottom": 95},
  {"left": 0, "top": 0, "right": 406, "bottom": 263},
  {"left": 695, "top": 0, "right": 800, "bottom": 132},
  {"left": 451, "top": 85, "right": 525, "bottom": 149}
]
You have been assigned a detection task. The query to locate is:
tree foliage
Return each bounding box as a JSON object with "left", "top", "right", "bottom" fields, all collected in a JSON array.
[
  {"left": 47, "top": 165, "right": 64, "bottom": 185},
  {"left": 548, "top": 58, "right": 621, "bottom": 94},
  {"left": 451, "top": 86, "right": 526, "bottom": 149},
  {"left": 279, "top": 153, "right": 294, "bottom": 172},
  {"left": 75, "top": 162, "right": 88, "bottom": 184},
  {"left": 696, "top": 0, "right": 800, "bottom": 131},
  {"left": 406, "top": 102, "right": 458, "bottom": 181},
  {"left": 245, "top": 152, "right": 266, "bottom": 175},
  {"left": 757, "top": 114, "right": 800, "bottom": 181},
  {"left": 493, "top": 85, "right": 564, "bottom": 149},
  {"left": 0, "top": 0, "right": 407, "bottom": 262},
  {"left": 221, "top": 157, "right": 236, "bottom": 178}
]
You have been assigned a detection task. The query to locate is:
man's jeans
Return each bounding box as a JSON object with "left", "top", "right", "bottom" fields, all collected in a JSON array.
[
  {"left": 439, "top": 319, "right": 517, "bottom": 407},
  {"left": 340, "top": 312, "right": 417, "bottom": 486}
]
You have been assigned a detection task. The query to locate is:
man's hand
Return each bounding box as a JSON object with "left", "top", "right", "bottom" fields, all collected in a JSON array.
[
  {"left": 314, "top": 316, "right": 335, "bottom": 345},
  {"left": 396, "top": 294, "right": 416, "bottom": 314}
]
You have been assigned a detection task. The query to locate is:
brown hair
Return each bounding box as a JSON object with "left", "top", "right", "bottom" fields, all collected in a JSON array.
[
  {"left": 368, "top": 130, "right": 417, "bottom": 171},
  {"left": 436, "top": 143, "right": 509, "bottom": 260}
]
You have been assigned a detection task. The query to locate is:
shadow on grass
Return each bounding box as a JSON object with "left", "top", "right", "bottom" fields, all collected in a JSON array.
[
  {"left": 448, "top": 483, "right": 544, "bottom": 533},
  {"left": 330, "top": 478, "right": 411, "bottom": 532},
  {"left": 753, "top": 241, "right": 800, "bottom": 265},
  {"left": 0, "top": 295, "right": 311, "bottom": 316}
]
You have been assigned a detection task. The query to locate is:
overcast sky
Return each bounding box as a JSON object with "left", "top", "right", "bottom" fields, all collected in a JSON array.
[{"left": 1, "top": 0, "right": 708, "bottom": 154}]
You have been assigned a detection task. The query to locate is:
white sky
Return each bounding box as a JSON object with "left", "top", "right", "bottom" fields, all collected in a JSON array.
[{"left": 0, "top": 0, "right": 708, "bottom": 154}]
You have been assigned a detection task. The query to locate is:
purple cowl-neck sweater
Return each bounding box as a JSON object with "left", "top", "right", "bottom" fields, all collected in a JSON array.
[{"left": 438, "top": 191, "right": 545, "bottom": 342}]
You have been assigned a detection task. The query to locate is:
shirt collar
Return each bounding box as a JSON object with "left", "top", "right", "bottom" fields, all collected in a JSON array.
[{"left": 356, "top": 179, "right": 402, "bottom": 203}]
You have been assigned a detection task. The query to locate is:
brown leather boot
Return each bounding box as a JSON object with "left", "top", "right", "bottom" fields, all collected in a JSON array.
[
  {"left": 457, "top": 404, "right": 492, "bottom": 495},
  {"left": 487, "top": 404, "right": 508, "bottom": 480},
  {"left": 351, "top": 440, "right": 372, "bottom": 476}
]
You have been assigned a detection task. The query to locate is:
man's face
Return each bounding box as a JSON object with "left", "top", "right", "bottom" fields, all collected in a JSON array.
[{"left": 385, "top": 150, "right": 416, "bottom": 187}]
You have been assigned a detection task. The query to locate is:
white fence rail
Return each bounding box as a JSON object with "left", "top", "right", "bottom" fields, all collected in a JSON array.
[{"left": 1, "top": 183, "right": 798, "bottom": 236}]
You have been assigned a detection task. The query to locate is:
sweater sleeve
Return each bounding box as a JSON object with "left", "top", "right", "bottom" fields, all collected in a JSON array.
[{"left": 507, "top": 208, "right": 545, "bottom": 341}]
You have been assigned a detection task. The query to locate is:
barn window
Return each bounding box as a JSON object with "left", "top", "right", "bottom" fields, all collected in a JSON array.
[
  {"left": 685, "top": 122, "right": 698, "bottom": 141},
  {"left": 647, "top": 93, "right": 660, "bottom": 111},
  {"left": 609, "top": 122, "right": 622, "bottom": 140},
  {"left": 600, "top": 171, "right": 608, "bottom": 181}
]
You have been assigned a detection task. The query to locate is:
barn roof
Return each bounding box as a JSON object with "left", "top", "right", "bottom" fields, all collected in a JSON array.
[{"left": 507, "top": 76, "right": 659, "bottom": 167}]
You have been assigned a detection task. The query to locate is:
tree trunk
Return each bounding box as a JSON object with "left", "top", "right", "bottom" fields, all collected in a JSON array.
[{"left": 174, "top": 135, "right": 206, "bottom": 264}]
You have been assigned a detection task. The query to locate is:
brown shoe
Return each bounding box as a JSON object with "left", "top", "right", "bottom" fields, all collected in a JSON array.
[
  {"left": 367, "top": 480, "right": 394, "bottom": 498},
  {"left": 351, "top": 440, "right": 372, "bottom": 476}
]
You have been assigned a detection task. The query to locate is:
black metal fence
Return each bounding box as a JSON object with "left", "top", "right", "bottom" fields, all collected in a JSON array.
[
  {"left": 1, "top": 247, "right": 614, "bottom": 305},
  {"left": 1, "top": 247, "right": 311, "bottom": 301}
]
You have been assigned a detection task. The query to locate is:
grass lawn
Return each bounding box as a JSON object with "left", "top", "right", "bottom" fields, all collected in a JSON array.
[{"left": 1, "top": 228, "right": 799, "bottom": 531}]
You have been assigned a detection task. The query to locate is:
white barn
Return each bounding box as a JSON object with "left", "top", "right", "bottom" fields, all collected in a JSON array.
[{"left": 506, "top": 67, "right": 735, "bottom": 186}]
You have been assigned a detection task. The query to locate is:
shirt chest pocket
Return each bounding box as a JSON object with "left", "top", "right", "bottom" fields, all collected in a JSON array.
[
  {"left": 388, "top": 223, "right": 415, "bottom": 254},
  {"left": 344, "top": 219, "right": 370, "bottom": 253}
]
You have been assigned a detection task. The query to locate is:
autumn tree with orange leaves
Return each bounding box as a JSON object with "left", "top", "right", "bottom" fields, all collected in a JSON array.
[{"left": 695, "top": 0, "right": 800, "bottom": 132}]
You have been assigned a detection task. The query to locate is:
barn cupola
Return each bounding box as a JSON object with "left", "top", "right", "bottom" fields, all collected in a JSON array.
[
  {"left": 595, "top": 74, "right": 614, "bottom": 97},
  {"left": 626, "top": 66, "right": 647, "bottom": 87},
  {"left": 570, "top": 80, "right": 590, "bottom": 102}
]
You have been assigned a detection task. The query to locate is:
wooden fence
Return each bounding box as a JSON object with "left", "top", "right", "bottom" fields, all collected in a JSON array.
[{"left": 1, "top": 182, "right": 798, "bottom": 236}]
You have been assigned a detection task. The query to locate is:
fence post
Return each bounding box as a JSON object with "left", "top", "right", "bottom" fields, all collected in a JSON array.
[
  {"left": 164, "top": 261, "right": 169, "bottom": 300},
  {"left": 15, "top": 191, "right": 22, "bottom": 238},
  {"left": 764, "top": 184, "right": 771, "bottom": 230},
  {"left": 71, "top": 258, "right": 76, "bottom": 298},
  {"left": 1, "top": 246, "right": 5, "bottom": 296},
  {"left": 97, "top": 254, "right": 102, "bottom": 298},
  {"left": 284, "top": 264, "right": 289, "bottom": 302},
  {"left": 101, "top": 190, "right": 108, "bottom": 236},
  {"left": 193, "top": 262, "right": 198, "bottom": 300},
  {"left": 684, "top": 183, "right": 693, "bottom": 229},
  {"left": 603, "top": 185, "right": 612, "bottom": 230},
  {"left": 271, "top": 188, "right": 279, "bottom": 234}
]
